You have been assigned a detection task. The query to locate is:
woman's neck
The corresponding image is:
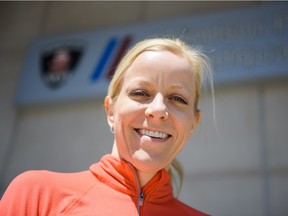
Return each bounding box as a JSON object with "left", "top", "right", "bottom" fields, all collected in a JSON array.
[
  {"left": 111, "top": 144, "right": 157, "bottom": 187},
  {"left": 137, "top": 170, "right": 157, "bottom": 188}
]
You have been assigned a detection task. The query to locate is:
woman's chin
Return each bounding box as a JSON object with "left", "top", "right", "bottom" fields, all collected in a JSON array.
[{"left": 131, "top": 150, "right": 166, "bottom": 173}]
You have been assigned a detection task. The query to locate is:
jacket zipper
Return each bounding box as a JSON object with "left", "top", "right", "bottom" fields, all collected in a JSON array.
[
  {"left": 127, "top": 163, "right": 145, "bottom": 215},
  {"left": 139, "top": 191, "right": 144, "bottom": 206}
]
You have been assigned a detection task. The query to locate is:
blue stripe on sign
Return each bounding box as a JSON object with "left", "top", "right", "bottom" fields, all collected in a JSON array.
[{"left": 90, "top": 37, "right": 118, "bottom": 82}]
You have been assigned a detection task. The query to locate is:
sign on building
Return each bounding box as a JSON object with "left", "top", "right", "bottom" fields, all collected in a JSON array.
[{"left": 15, "top": 3, "right": 288, "bottom": 106}]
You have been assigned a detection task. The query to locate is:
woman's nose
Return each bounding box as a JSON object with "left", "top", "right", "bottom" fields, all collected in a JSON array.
[{"left": 145, "top": 93, "right": 168, "bottom": 120}]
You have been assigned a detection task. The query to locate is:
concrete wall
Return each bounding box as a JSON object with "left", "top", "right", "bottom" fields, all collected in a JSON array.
[{"left": 1, "top": 2, "right": 288, "bottom": 216}]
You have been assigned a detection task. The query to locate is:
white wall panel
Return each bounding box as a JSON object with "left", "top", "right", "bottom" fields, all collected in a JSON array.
[
  {"left": 0, "top": 2, "right": 45, "bottom": 51},
  {"left": 0, "top": 51, "right": 23, "bottom": 191},
  {"left": 179, "top": 86, "right": 261, "bottom": 173},
  {"left": 270, "top": 175, "right": 288, "bottom": 216},
  {"left": 145, "top": 1, "right": 260, "bottom": 20},
  {"left": 3, "top": 100, "right": 112, "bottom": 185},
  {"left": 43, "top": 1, "right": 142, "bottom": 35},
  {"left": 180, "top": 175, "right": 264, "bottom": 216},
  {"left": 265, "top": 83, "right": 288, "bottom": 168}
]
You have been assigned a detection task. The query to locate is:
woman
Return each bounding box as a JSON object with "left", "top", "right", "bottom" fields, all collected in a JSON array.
[{"left": 0, "top": 38, "right": 212, "bottom": 215}]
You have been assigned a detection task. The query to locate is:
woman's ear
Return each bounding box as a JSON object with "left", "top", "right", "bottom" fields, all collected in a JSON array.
[
  {"left": 191, "top": 110, "right": 202, "bottom": 133},
  {"left": 104, "top": 96, "right": 114, "bottom": 128}
]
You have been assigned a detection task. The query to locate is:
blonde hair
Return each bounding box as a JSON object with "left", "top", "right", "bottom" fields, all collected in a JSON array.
[{"left": 107, "top": 37, "right": 214, "bottom": 195}]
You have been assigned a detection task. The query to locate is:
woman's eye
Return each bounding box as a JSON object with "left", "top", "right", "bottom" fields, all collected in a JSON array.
[
  {"left": 170, "top": 95, "right": 188, "bottom": 105},
  {"left": 129, "top": 90, "right": 149, "bottom": 97}
]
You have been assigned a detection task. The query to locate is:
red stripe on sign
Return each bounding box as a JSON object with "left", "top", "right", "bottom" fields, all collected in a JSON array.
[{"left": 106, "top": 35, "right": 133, "bottom": 79}]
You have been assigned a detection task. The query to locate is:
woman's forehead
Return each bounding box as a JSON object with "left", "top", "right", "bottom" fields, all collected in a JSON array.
[
  {"left": 122, "top": 51, "right": 195, "bottom": 92},
  {"left": 127, "top": 50, "right": 191, "bottom": 75}
]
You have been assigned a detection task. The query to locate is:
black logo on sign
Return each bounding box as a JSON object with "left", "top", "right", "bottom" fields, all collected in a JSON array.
[{"left": 41, "top": 40, "right": 85, "bottom": 89}]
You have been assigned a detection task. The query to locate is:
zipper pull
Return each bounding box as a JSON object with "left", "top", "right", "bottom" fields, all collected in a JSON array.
[{"left": 139, "top": 192, "right": 144, "bottom": 206}]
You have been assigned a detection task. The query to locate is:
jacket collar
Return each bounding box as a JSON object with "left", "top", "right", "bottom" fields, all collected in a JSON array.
[{"left": 89, "top": 154, "right": 173, "bottom": 203}]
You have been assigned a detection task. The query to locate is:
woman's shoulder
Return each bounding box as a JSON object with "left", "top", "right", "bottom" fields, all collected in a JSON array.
[
  {"left": 0, "top": 169, "right": 97, "bottom": 215},
  {"left": 8, "top": 168, "right": 96, "bottom": 193},
  {"left": 9, "top": 169, "right": 59, "bottom": 185},
  {"left": 2, "top": 170, "right": 57, "bottom": 196}
]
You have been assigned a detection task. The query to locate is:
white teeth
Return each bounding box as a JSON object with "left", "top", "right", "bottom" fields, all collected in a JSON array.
[{"left": 138, "top": 129, "right": 168, "bottom": 139}]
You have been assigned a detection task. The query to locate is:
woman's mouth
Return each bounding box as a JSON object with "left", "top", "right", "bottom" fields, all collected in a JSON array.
[{"left": 135, "top": 129, "right": 170, "bottom": 139}]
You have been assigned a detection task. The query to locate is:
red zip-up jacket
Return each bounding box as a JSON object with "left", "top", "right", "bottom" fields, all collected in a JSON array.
[{"left": 0, "top": 154, "right": 209, "bottom": 215}]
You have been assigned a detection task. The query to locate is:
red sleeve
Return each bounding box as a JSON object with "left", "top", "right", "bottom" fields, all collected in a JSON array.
[{"left": 0, "top": 170, "right": 59, "bottom": 216}]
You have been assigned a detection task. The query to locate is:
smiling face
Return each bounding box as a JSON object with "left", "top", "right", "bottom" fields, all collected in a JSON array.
[{"left": 105, "top": 50, "right": 201, "bottom": 173}]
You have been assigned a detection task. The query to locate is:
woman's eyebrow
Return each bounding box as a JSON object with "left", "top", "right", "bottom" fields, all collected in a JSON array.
[{"left": 169, "top": 83, "right": 192, "bottom": 92}]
